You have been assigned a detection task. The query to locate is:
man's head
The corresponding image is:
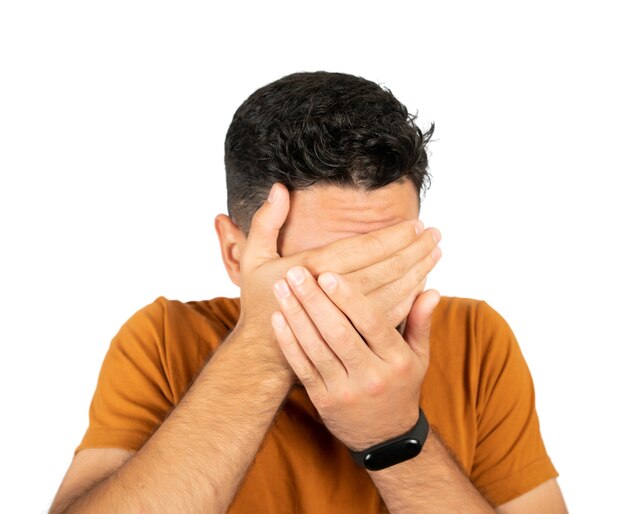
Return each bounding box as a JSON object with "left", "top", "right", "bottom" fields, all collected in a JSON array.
[{"left": 215, "top": 71, "right": 434, "bottom": 287}]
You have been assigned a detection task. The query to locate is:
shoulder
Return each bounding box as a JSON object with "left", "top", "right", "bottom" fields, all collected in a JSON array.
[
  {"left": 124, "top": 295, "right": 241, "bottom": 333},
  {"left": 433, "top": 296, "right": 509, "bottom": 334},
  {"left": 153, "top": 295, "right": 240, "bottom": 327},
  {"left": 114, "top": 295, "right": 242, "bottom": 403},
  {"left": 433, "top": 296, "right": 530, "bottom": 406},
  {"left": 431, "top": 296, "right": 517, "bottom": 370},
  {"left": 112, "top": 295, "right": 242, "bottom": 363},
  {"left": 435, "top": 295, "right": 504, "bottom": 316}
]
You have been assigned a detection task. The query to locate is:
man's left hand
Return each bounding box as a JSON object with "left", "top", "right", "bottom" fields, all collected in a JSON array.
[{"left": 270, "top": 265, "right": 441, "bottom": 452}]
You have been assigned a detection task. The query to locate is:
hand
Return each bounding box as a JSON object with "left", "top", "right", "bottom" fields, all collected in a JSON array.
[
  {"left": 235, "top": 182, "right": 440, "bottom": 370},
  {"left": 270, "top": 265, "right": 441, "bottom": 451},
  {"left": 309, "top": 220, "right": 441, "bottom": 330}
]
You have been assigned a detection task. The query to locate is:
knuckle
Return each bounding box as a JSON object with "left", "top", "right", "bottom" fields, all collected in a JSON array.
[
  {"left": 329, "top": 323, "right": 352, "bottom": 345},
  {"left": 386, "top": 303, "right": 406, "bottom": 328},
  {"left": 367, "top": 266, "right": 395, "bottom": 294},
  {"left": 387, "top": 252, "right": 406, "bottom": 276},
  {"left": 300, "top": 285, "right": 324, "bottom": 305},
  {"left": 285, "top": 299, "right": 306, "bottom": 320},
  {"left": 338, "top": 388, "right": 357, "bottom": 407},
  {"left": 354, "top": 269, "right": 374, "bottom": 291},
  {"left": 390, "top": 276, "right": 410, "bottom": 299},
  {"left": 390, "top": 354, "right": 413, "bottom": 377},
  {"left": 363, "top": 235, "right": 384, "bottom": 259},
  {"left": 344, "top": 347, "right": 367, "bottom": 371},
  {"left": 331, "top": 241, "right": 355, "bottom": 262},
  {"left": 417, "top": 232, "right": 436, "bottom": 255},
  {"left": 424, "top": 228, "right": 439, "bottom": 247},
  {"left": 385, "top": 305, "right": 400, "bottom": 326},
  {"left": 379, "top": 279, "right": 408, "bottom": 307},
  {"left": 316, "top": 353, "right": 338, "bottom": 372},
  {"left": 299, "top": 370, "right": 316, "bottom": 387},
  {"left": 359, "top": 312, "right": 380, "bottom": 334},
  {"left": 412, "top": 263, "right": 429, "bottom": 284},
  {"left": 364, "top": 374, "right": 387, "bottom": 397}
]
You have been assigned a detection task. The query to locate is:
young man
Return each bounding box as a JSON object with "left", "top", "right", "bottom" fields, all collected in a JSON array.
[{"left": 50, "top": 71, "right": 567, "bottom": 513}]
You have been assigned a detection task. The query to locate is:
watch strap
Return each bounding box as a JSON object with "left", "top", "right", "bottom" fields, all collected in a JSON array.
[{"left": 349, "top": 407, "right": 429, "bottom": 471}]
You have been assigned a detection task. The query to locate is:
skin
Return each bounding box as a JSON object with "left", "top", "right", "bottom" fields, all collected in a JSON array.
[
  {"left": 276, "top": 179, "right": 421, "bottom": 256},
  {"left": 48, "top": 179, "right": 442, "bottom": 514},
  {"left": 217, "top": 180, "right": 440, "bottom": 323},
  {"left": 222, "top": 179, "right": 568, "bottom": 513},
  {"left": 48, "top": 178, "right": 567, "bottom": 513},
  {"left": 276, "top": 179, "right": 429, "bottom": 336}
]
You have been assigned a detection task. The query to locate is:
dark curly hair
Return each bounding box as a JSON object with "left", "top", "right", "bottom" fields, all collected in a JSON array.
[{"left": 224, "top": 71, "right": 435, "bottom": 236}]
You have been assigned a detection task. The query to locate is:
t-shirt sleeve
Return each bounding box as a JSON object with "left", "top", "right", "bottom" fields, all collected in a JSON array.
[
  {"left": 74, "top": 297, "right": 175, "bottom": 456},
  {"left": 470, "top": 301, "right": 559, "bottom": 506}
]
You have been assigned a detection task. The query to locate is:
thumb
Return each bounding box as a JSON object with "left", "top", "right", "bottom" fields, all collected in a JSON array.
[
  {"left": 403, "top": 289, "right": 441, "bottom": 359},
  {"left": 245, "top": 182, "right": 290, "bottom": 265}
]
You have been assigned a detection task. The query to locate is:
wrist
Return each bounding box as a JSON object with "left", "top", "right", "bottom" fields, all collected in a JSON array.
[
  {"left": 349, "top": 408, "right": 429, "bottom": 471},
  {"left": 230, "top": 321, "right": 296, "bottom": 385}
]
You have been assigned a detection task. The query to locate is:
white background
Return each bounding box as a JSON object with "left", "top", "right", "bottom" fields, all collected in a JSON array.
[{"left": 1, "top": 1, "right": 624, "bottom": 512}]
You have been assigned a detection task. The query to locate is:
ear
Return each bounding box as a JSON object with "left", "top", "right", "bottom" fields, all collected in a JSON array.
[{"left": 214, "top": 214, "right": 247, "bottom": 287}]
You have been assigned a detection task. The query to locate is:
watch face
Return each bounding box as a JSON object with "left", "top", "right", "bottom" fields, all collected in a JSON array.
[{"left": 363, "top": 439, "right": 422, "bottom": 471}]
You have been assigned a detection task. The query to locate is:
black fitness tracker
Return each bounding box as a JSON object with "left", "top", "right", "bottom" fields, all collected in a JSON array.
[{"left": 349, "top": 407, "right": 429, "bottom": 471}]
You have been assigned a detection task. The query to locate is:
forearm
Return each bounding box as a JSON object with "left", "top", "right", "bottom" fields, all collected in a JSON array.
[
  {"left": 58, "top": 327, "right": 293, "bottom": 514},
  {"left": 369, "top": 427, "right": 495, "bottom": 514}
]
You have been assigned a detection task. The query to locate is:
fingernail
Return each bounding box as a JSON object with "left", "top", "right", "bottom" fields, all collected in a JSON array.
[
  {"left": 431, "top": 228, "right": 441, "bottom": 243},
  {"left": 273, "top": 279, "right": 291, "bottom": 298},
  {"left": 415, "top": 220, "right": 424, "bottom": 235},
  {"left": 268, "top": 184, "right": 278, "bottom": 203},
  {"left": 431, "top": 246, "right": 442, "bottom": 260},
  {"left": 318, "top": 272, "right": 337, "bottom": 290},
  {"left": 287, "top": 267, "right": 305, "bottom": 286}
]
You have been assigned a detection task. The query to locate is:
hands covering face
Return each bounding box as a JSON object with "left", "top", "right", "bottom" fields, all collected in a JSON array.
[
  {"left": 272, "top": 267, "right": 439, "bottom": 450},
  {"left": 270, "top": 221, "right": 442, "bottom": 452},
  {"left": 234, "top": 181, "right": 439, "bottom": 373}
]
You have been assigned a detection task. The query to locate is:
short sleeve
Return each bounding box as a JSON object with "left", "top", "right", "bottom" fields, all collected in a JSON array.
[
  {"left": 470, "top": 301, "right": 559, "bottom": 506},
  {"left": 74, "top": 297, "right": 175, "bottom": 456}
]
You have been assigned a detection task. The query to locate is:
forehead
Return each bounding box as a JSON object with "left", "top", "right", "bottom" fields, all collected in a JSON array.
[{"left": 276, "top": 179, "right": 420, "bottom": 257}]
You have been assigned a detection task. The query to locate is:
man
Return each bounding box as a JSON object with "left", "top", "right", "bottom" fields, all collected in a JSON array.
[{"left": 50, "top": 71, "right": 567, "bottom": 513}]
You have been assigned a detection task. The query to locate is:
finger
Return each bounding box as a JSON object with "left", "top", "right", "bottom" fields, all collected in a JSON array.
[
  {"left": 403, "top": 289, "right": 441, "bottom": 361},
  {"left": 382, "top": 277, "right": 426, "bottom": 329},
  {"left": 272, "top": 277, "right": 347, "bottom": 387},
  {"left": 270, "top": 311, "right": 323, "bottom": 391},
  {"left": 244, "top": 182, "right": 290, "bottom": 267},
  {"left": 345, "top": 226, "right": 441, "bottom": 294},
  {"left": 302, "top": 217, "right": 420, "bottom": 278},
  {"left": 285, "top": 266, "right": 372, "bottom": 376},
  {"left": 369, "top": 241, "right": 442, "bottom": 323},
  {"left": 318, "top": 272, "right": 402, "bottom": 361}
]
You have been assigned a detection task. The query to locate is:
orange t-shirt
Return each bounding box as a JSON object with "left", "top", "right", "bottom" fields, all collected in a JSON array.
[{"left": 75, "top": 295, "right": 558, "bottom": 510}]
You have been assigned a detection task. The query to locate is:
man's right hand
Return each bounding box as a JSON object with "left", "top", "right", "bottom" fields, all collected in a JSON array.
[{"left": 235, "top": 182, "right": 442, "bottom": 374}]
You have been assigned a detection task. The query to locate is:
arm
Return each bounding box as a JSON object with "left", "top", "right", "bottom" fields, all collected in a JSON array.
[
  {"left": 52, "top": 326, "right": 293, "bottom": 514},
  {"left": 368, "top": 428, "right": 494, "bottom": 513},
  {"left": 53, "top": 182, "right": 433, "bottom": 513},
  {"left": 369, "top": 445, "right": 568, "bottom": 513},
  {"left": 268, "top": 263, "right": 567, "bottom": 513}
]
